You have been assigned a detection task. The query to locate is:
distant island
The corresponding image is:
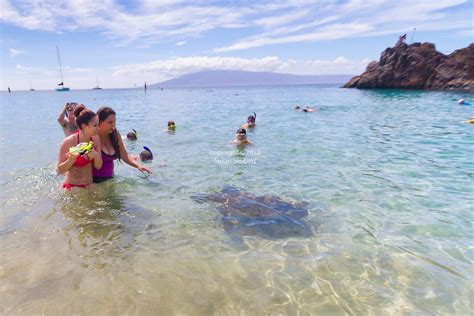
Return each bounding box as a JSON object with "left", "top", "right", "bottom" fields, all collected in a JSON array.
[
  {"left": 344, "top": 42, "right": 474, "bottom": 92},
  {"left": 148, "top": 70, "right": 354, "bottom": 88}
]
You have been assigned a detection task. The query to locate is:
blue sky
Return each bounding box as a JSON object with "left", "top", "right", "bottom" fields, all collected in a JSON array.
[{"left": 1, "top": 0, "right": 472, "bottom": 90}]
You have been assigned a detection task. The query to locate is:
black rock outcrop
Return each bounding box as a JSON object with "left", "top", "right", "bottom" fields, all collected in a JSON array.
[{"left": 344, "top": 42, "right": 474, "bottom": 92}]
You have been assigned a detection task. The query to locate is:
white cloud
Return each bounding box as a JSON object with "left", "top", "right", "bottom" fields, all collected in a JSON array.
[
  {"left": 334, "top": 57, "right": 350, "bottom": 64},
  {"left": 214, "top": 0, "right": 470, "bottom": 52},
  {"left": 214, "top": 22, "right": 373, "bottom": 52},
  {"left": 254, "top": 9, "right": 310, "bottom": 28},
  {"left": 15, "top": 64, "right": 94, "bottom": 76},
  {"left": 9, "top": 48, "right": 24, "bottom": 57},
  {"left": 0, "top": 0, "right": 470, "bottom": 50},
  {"left": 0, "top": 0, "right": 252, "bottom": 45},
  {"left": 15, "top": 64, "right": 55, "bottom": 76},
  {"left": 62, "top": 66, "right": 94, "bottom": 73},
  {"left": 276, "top": 56, "right": 372, "bottom": 75},
  {"left": 176, "top": 41, "right": 187, "bottom": 46}
]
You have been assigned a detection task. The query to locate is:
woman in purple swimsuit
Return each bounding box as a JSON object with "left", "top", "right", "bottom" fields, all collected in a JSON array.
[{"left": 93, "top": 107, "right": 152, "bottom": 183}]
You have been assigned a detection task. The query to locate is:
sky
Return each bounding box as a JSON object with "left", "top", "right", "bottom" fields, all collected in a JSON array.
[{"left": 1, "top": 0, "right": 472, "bottom": 90}]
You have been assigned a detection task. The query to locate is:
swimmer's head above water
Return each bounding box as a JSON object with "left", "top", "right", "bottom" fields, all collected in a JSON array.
[
  {"left": 246, "top": 112, "right": 256, "bottom": 127},
  {"left": 140, "top": 146, "right": 153, "bottom": 161},
  {"left": 236, "top": 128, "right": 247, "bottom": 140},
  {"left": 127, "top": 129, "right": 138, "bottom": 140}
]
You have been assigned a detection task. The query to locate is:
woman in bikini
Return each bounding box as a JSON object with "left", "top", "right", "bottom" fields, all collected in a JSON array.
[
  {"left": 93, "top": 106, "right": 151, "bottom": 183},
  {"left": 57, "top": 105, "right": 102, "bottom": 190}
]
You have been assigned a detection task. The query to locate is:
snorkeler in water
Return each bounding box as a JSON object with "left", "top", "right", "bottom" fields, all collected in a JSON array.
[
  {"left": 241, "top": 112, "right": 256, "bottom": 129},
  {"left": 167, "top": 121, "right": 176, "bottom": 131},
  {"left": 463, "top": 117, "right": 474, "bottom": 124},
  {"left": 126, "top": 129, "right": 138, "bottom": 140},
  {"left": 302, "top": 106, "right": 316, "bottom": 112},
  {"left": 140, "top": 146, "right": 153, "bottom": 161},
  {"left": 232, "top": 128, "right": 252, "bottom": 146}
]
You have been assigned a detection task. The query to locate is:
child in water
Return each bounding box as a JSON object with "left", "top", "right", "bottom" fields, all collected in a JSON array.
[
  {"left": 168, "top": 121, "right": 176, "bottom": 131},
  {"left": 241, "top": 112, "right": 256, "bottom": 129},
  {"left": 140, "top": 146, "right": 153, "bottom": 162},
  {"left": 232, "top": 128, "right": 252, "bottom": 146},
  {"left": 127, "top": 129, "right": 138, "bottom": 140}
]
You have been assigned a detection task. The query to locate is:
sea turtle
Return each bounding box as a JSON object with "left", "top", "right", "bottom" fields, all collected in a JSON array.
[{"left": 192, "top": 186, "right": 312, "bottom": 238}]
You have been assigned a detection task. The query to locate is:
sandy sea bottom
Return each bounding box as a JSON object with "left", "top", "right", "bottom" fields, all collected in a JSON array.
[{"left": 0, "top": 86, "right": 473, "bottom": 314}]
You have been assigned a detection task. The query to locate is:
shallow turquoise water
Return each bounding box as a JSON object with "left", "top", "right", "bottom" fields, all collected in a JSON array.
[{"left": 0, "top": 86, "right": 473, "bottom": 314}]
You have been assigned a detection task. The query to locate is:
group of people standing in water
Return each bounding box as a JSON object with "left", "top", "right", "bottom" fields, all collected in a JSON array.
[
  {"left": 56, "top": 102, "right": 259, "bottom": 190},
  {"left": 56, "top": 103, "right": 151, "bottom": 190}
]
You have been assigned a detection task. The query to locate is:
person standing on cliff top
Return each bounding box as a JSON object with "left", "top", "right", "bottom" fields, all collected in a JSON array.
[{"left": 396, "top": 34, "right": 407, "bottom": 46}]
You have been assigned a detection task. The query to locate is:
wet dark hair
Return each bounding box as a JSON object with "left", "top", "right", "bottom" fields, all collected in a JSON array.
[
  {"left": 168, "top": 121, "right": 175, "bottom": 126},
  {"left": 295, "top": 106, "right": 301, "bottom": 110},
  {"left": 74, "top": 105, "right": 96, "bottom": 129},
  {"left": 140, "top": 146, "right": 153, "bottom": 161},
  {"left": 236, "top": 128, "right": 246, "bottom": 135},
  {"left": 96, "top": 106, "right": 121, "bottom": 161},
  {"left": 127, "top": 132, "right": 137, "bottom": 140},
  {"left": 247, "top": 112, "right": 256, "bottom": 123}
]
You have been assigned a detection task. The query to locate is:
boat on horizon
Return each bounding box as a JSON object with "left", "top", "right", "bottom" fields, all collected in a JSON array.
[
  {"left": 29, "top": 81, "right": 35, "bottom": 91},
  {"left": 92, "top": 76, "right": 102, "bottom": 90},
  {"left": 55, "top": 45, "right": 70, "bottom": 92}
]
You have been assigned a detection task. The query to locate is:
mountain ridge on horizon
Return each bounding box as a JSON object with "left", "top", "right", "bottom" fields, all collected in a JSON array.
[{"left": 149, "top": 70, "right": 354, "bottom": 88}]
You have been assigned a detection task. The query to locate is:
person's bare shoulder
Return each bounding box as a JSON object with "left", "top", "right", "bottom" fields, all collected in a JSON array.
[{"left": 61, "top": 134, "right": 76, "bottom": 148}]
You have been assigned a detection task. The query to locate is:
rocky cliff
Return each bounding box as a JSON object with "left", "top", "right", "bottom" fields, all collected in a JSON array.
[{"left": 344, "top": 42, "right": 474, "bottom": 92}]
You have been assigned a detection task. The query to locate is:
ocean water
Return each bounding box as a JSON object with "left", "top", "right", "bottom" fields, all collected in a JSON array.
[{"left": 0, "top": 86, "right": 472, "bottom": 314}]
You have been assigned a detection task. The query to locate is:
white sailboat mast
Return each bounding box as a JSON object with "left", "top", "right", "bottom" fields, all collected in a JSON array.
[{"left": 56, "top": 45, "right": 64, "bottom": 84}]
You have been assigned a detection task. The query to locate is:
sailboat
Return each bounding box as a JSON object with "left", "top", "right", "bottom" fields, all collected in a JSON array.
[
  {"left": 29, "top": 81, "right": 35, "bottom": 91},
  {"left": 55, "top": 45, "right": 70, "bottom": 92},
  {"left": 92, "top": 75, "right": 102, "bottom": 90}
]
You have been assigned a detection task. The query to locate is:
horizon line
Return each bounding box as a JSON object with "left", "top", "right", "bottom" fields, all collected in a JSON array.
[{"left": 3, "top": 82, "right": 352, "bottom": 92}]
